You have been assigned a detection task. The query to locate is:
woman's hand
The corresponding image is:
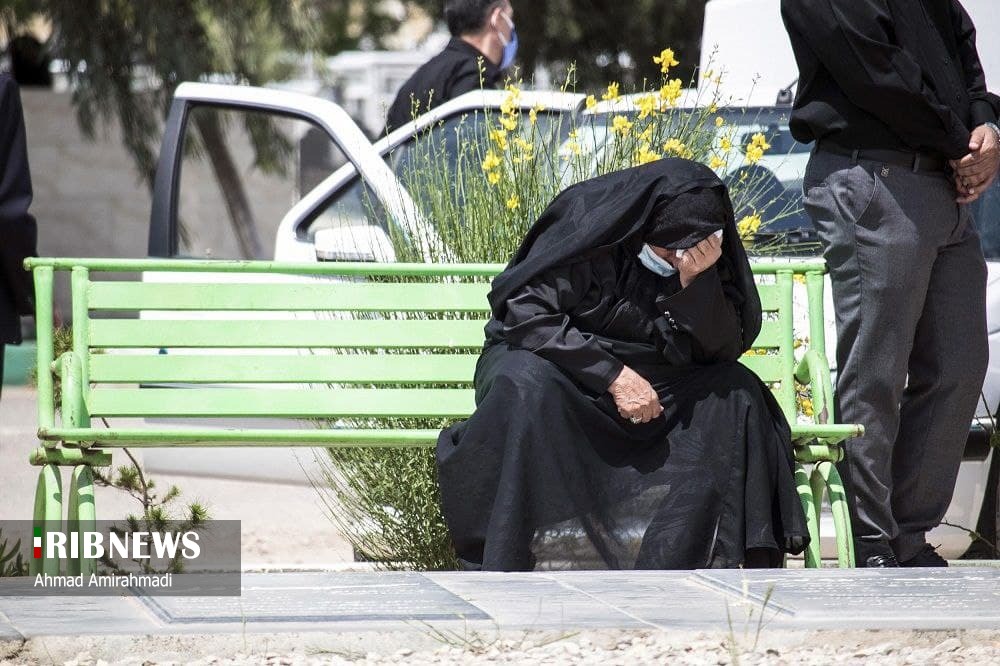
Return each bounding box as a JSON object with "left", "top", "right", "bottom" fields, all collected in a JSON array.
[
  {"left": 677, "top": 233, "right": 723, "bottom": 287},
  {"left": 609, "top": 365, "right": 663, "bottom": 424}
]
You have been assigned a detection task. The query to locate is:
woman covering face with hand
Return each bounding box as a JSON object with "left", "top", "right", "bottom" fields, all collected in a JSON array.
[{"left": 436, "top": 158, "right": 808, "bottom": 571}]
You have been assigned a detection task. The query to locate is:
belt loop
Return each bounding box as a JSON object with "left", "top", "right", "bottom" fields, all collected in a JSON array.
[{"left": 851, "top": 149, "right": 859, "bottom": 164}]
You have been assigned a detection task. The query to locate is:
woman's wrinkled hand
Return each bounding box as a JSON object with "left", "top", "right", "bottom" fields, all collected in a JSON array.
[
  {"left": 677, "top": 233, "right": 723, "bottom": 287},
  {"left": 609, "top": 365, "right": 663, "bottom": 424}
]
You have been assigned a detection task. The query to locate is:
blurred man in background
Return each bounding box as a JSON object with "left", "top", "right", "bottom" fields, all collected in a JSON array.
[
  {"left": 384, "top": 0, "right": 515, "bottom": 133},
  {"left": 0, "top": 72, "right": 37, "bottom": 400}
]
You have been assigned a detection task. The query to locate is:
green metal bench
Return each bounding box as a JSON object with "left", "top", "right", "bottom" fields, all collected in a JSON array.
[{"left": 25, "top": 257, "right": 861, "bottom": 574}]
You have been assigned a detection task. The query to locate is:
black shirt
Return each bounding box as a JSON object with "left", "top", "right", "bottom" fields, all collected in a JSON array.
[
  {"left": 383, "top": 38, "right": 503, "bottom": 135},
  {"left": 781, "top": 0, "right": 999, "bottom": 159}
]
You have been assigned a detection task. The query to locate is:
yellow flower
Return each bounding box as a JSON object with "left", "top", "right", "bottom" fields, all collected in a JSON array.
[
  {"left": 638, "top": 125, "right": 653, "bottom": 143},
  {"left": 715, "top": 116, "right": 724, "bottom": 127},
  {"left": 487, "top": 170, "right": 501, "bottom": 185},
  {"left": 499, "top": 115, "right": 518, "bottom": 131},
  {"left": 636, "top": 94, "right": 661, "bottom": 119},
  {"left": 800, "top": 397, "right": 814, "bottom": 417},
  {"left": 653, "top": 47, "right": 680, "bottom": 75},
  {"left": 658, "top": 79, "right": 683, "bottom": 107},
  {"left": 634, "top": 144, "right": 662, "bottom": 165},
  {"left": 568, "top": 129, "right": 579, "bottom": 139},
  {"left": 489, "top": 128, "right": 508, "bottom": 151},
  {"left": 585, "top": 95, "right": 597, "bottom": 110},
  {"left": 662, "top": 137, "right": 693, "bottom": 159},
  {"left": 602, "top": 82, "right": 620, "bottom": 102},
  {"left": 701, "top": 69, "right": 715, "bottom": 80},
  {"left": 737, "top": 212, "right": 762, "bottom": 239},
  {"left": 481, "top": 150, "right": 502, "bottom": 172},
  {"left": 709, "top": 103, "right": 718, "bottom": 113},
  {"left": 720, "top": 135, "right": 733, "bottom": 152},
  {"left": 562, "top": 140, "right": 583, "bottom": 160},
  {"left": 611, "top": 115, "right": 633, "bottom": 136},
  {"left": 793, "top": 274, "right": 807, "bottom": 285},
  {"left": 709, "top": 154, "right": 725, "bottom": 170},
  {"left": 505, "top": 82, "right": 522, "bottom": 99},
  {"left": 506, "top": 194, "right": 520, "bottom": 210},
  {"left": 745, "top": 132, "right": 772, "bottom": 164}
]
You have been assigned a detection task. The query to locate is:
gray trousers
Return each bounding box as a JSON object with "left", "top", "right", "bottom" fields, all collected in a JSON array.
[{"left": 801, "top": 149, "right": 988, "bottom": 561}]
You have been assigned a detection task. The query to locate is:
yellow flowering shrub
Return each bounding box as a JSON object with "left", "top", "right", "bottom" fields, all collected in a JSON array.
[
  {"left": 662, "top": 138, "right": 693, "bottom": 159},
  {"left": 745, "top": 132, "right": 772, "bottom": 164},
  {"left": 737, "top": 212, "right": 763, "bottom": 239},
  {"left": 653, "top": 48, "right": 679, "bottom": 75},
  {"left": 658, "top": 79, "right": 684, "bottom": 107},
  {"left": 635, "top": 144, "right": 662, "bottom": 165},
  {"left": 612, "top": 115, "right": 634, "bottom": 136}
]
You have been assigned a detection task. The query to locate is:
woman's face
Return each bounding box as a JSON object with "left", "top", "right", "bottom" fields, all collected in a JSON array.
[{"left": 648, "top": 244, "right": 679, "bottom": 267}]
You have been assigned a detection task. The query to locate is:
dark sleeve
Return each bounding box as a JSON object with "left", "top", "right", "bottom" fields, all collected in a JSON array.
[
  {"left": 0, "top": 75, "right": 37, "bottom": 315},
  {"left": 654, "top": 266, "right": 743, "bottom": 363},
  {"left": 502, "top": 261, "right": 625, "bottom": 394},
  {"left": 782, "top": 0, "right": 970, "bottom": 157},
  {"left": 950, "top": 0, "right": 999, "bottom": 127}
]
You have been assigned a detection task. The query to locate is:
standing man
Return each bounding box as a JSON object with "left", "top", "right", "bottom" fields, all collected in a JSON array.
[
  {"left": 0, "top": 73, "right": 37, "bottom": 400},
  {"left": 782, "top": 0, "right": 1000, "bottom": 567},
  {"left": 384, "top": 0, "right": 516, "bottom": 134}
]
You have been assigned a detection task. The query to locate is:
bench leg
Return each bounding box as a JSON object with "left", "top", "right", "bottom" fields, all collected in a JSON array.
[
  {"left": 795, "top": 462, "right": 821, "bottom": 568},
  {"left": 29, "top": 464, "right": 63, "bottom": 577},
  {"left": 67, "top": 465, "right": 97, "bottom": 577},
  {"left": 815, "top": 461, "right": 855, "bottom": 568}
]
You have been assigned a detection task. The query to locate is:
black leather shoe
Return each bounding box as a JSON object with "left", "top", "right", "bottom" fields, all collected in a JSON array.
[
  {"left": 864, "top": 553, "right": 899, "bottom": 567},
  {"left": 900, "top": 544, "right": 948, "bottom": 567}
]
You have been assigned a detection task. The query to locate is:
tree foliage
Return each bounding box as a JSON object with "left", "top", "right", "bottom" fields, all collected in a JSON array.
[
  {"left": 2, "top": 0, "right": 316, "bottom": 257},
  {"left": 407, "top": 0, "right": 708, "bottom": 89}
]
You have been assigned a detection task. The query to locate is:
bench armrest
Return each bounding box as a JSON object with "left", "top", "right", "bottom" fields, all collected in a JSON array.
[{"left": 794, "top": 348, "right": 835, "bottom": 425}]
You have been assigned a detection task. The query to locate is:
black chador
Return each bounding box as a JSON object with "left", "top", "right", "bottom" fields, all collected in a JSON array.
[{"left": 436, "top": 159, "right": 809, "bottom": 570}]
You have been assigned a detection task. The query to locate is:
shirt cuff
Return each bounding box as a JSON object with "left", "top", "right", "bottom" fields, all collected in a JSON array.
[
  {"left": 654, "top": 265, "right": 724, "bottom": 333},
  {"left": 577, "top": 353, "right": 625, "bottom": 395},
  {"left": 971, "top": 99, "right": 998, "bottom": 128}
]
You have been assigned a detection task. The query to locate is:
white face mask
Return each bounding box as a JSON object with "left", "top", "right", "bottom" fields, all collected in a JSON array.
[{"left": 638, "top": 244, "right": 678, "bottom": 277}]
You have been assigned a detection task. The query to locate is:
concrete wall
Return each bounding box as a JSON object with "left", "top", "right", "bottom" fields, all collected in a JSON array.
[
  {"left": 19, "top": 89, "right": 305, "bottom": 317},
  {"left": 22, "top": 88, "right": 152, "bottom": 260}
]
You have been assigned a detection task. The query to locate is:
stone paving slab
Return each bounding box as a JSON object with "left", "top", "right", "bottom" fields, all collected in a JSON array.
[
  {"left": 139, "top": 573, "right": 488, "bottom": 625},
  {"left": 694, "top": 568, "right": 1000, "bottom": 630},
  {"left": 2, "top": 568, "right": 1000, "bottom": 639}
]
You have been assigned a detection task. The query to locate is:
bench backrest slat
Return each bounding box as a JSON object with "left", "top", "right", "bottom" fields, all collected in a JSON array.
[
  {"left": 89, "top": 319, "right": 492, "bottom": 349},
  {"left": 89, "top": 353, "right": 482, "bottom": 384},
  {"left": 89, "top": 282, "right": 494, "bottom": 312},
  {"left": 88, "top": 387, "right": 476, "bottom": 418}
]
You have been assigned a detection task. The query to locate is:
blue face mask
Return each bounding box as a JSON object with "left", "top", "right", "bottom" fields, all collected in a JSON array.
[
  {"left": 496, "top": 12, "right": 518, "bottom": 69},
  {"left": 638, "top": 244, "right": 678, "bottom": 278}
]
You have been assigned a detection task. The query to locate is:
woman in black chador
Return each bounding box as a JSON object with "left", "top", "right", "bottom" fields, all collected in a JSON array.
[{"left": 436, "top": 158, "right": 809, "bottom": 570}]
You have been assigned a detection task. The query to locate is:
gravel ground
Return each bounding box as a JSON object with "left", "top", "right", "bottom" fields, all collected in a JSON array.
[{"left": 4, "top": 630, "right": 1000, "bottom": 665}]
